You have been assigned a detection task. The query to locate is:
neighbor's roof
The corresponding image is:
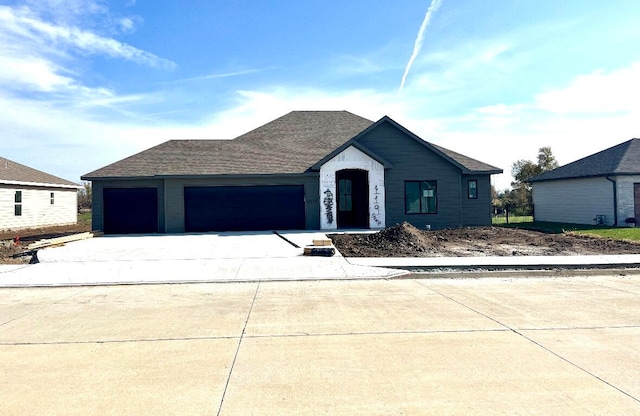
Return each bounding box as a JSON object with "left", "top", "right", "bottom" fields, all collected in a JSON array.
[
  {"left": 0, "top": 156, "right": 80, "bottom": 188},
  {"left": 530, "top": 138, "right": 640, "bottom": 182},
  {"left": 83, "top": 111, "right": 501, "bottom": 179}
]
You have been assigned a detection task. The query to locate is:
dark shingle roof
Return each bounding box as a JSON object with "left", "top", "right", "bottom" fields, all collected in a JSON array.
[
  {"left": 430, "top": 143, "right": 502, "bottom": 173},
  {"left": 83, "top": 111, "right": 502, "bottom": 179},
  {"left": 530, "top": 138, "right": 640, "bottom": 182},
  {"left": 0, "top": 156, "right": 80, "bottom": 187},
  {"left": 83, "top": 111, "right": 373, "bottom": 178}
]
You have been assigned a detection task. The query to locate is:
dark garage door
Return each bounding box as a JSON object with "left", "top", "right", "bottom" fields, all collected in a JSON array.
[
  {"left": 103, "top": 188, "right": 158, "bottom": 234},
  {"left": 184, "top": 185, "right": 305, "bottom": 232}
]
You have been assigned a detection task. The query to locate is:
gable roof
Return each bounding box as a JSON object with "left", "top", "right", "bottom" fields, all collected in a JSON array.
[
  {"left": 0, "top": 156, "right": 80, "bottom": 188},
  {"left": 311, "top": 116, "right": 502, "bottom": 174},
  {"left": 530, "top": 138, "right": 640, "bottom": 182},
  {"left": 83, "top": 111, "right": 373, "bottom": 179},
  {"left": 83, "top": 111, "right": 502, "bottom": 179}
]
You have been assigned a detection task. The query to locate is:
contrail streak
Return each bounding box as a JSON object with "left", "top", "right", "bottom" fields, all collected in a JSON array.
[{"left": 399, "top": 0, "right": 443, "bottom": 92}]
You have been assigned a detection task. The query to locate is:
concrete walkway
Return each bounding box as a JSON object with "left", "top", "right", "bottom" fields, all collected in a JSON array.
[{"left": 1, "top": 276, "right": 639, "bottom": 414}]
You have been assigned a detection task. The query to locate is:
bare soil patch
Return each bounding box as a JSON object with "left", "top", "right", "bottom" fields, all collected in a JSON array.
[
  {"left": 329, "top": 222, "right": 640, "bottom": 257},
  {"left": 1, "top": 223, "right": 91, "bottom": 264}
]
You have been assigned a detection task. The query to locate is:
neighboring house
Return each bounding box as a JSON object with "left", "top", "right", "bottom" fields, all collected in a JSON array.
[
  {"left": 82, "top": 111, "right": 502, "bottom": 234},
  {"left": 530, "top": 138, "right": 640, "bottom": 226},
  {"left": 1, "top": 156, "right": 81, "bottom": 232}
]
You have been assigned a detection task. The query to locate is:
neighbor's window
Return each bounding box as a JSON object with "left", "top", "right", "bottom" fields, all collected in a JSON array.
[
  {"left": 468, "top": 180, "right": 477, "bottom": 199},
  {"left": 14, "top": 190, "right": 22, "bottom": 216},
  {"left": 50, "top": 192, "right": 55, "bottom": 205},
  {"left": 405, "top": 181, "right": 437, "bottom": 214}
]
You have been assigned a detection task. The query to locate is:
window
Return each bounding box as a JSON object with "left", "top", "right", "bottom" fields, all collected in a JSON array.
[
  {"left": 338, "top": 179, "right": 352, "bottom": 211},
  {"left": 14, "top": 190, "right": 22, "bottom": 216},
  {"left": 405, "top": 181, "right": 437, "bottom": 214},
  {"left": 50, "top": 192, "right": 55, "bottom": 205},
  {"left": 468, "top": 180, "right": 477, "bottom": 199}
]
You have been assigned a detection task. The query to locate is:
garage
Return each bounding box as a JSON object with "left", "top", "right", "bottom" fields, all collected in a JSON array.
[
  {"left": 103, "top": 188, "right": 158, "bottom": 234},
  {"left": 184, "top": 185, "right": 305, "bottom": 232}
]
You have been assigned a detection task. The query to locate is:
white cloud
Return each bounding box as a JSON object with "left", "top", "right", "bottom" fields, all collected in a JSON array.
[
  {"left": 0, "top": 6, "right": 174, "bottom": 69},
  {"left": 0, "top": 56, "right": 73, "bottom": 91},
  {"left": 535, "top": 63, "right": 640, "bottom": 114}
]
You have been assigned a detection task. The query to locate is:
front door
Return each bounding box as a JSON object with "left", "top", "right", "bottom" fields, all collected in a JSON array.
[{"left": 336, "top": 169, "right": 369, "bottom": 228}]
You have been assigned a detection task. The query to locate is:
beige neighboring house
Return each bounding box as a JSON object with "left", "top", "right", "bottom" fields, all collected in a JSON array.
[
  {"left": 530, "top": 138, "right": 640, "bottom": 227},
  {"left": 1, "top": 156, "right": 81, "bottom": 232}
]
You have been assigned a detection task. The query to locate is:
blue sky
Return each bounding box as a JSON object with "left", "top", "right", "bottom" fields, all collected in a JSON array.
[{"left": 2, "top": 0, "right": 640, "bottom": 191}]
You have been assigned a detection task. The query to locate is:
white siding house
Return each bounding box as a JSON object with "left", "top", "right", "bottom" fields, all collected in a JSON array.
[
  {"left": 1, "top": 157, "right": 81, "bottom": 232},
  {"left": 531, "top": 139, "right": 640, "bottom": 227}
]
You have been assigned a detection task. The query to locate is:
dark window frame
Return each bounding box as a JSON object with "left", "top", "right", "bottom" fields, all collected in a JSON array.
[
  {"left": 404, "top": 180, "right": 438, "bottom": 214},
  {"left": 468, "top": 180, "right": 478, "bottom": 199},
  {"left": 50, "top": 192, "right": 55, "bottom": 205},
  {"left": 14, "top": 190, "right": 22, "bottom": 216}
]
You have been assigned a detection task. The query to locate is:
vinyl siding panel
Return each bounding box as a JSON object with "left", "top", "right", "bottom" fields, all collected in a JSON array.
[
  {"left": 610, "top": 175, "right": 640, "bottom": 226},
  {"left": 460, "top": 175, "right": 492, "bottom": 226},
  {"left": 532, "top": 177, "right": 614, "bottom": 225},
  {"left": 0, "top": 185, "right": 77, "bottom": 231},
  {"left": 355, "top": 122, "right": 465, "bottom": 229}
]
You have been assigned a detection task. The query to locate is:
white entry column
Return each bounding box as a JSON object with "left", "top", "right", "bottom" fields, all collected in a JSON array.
[{"left": 319, "top": 146, "right": 385, "bottom": 230}]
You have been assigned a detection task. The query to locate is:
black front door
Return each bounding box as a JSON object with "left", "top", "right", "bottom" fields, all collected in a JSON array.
[{"left": 336, "top": 169, "right": 369, "bottom": 228}]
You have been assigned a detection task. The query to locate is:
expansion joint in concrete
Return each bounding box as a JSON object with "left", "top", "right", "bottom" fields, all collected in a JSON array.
[{"left": 217, "top": 282, "right": 260, "bottom": 416}]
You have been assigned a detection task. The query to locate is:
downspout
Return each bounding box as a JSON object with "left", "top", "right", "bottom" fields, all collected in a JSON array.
[
  {"left": 605, "top": 176, "right": 617, "bottom": 226},
  {"left": 458, "top": 174, "right": 463, "bottom": 227}
]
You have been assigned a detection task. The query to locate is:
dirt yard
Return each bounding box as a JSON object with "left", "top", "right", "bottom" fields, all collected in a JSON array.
[
  {"left": 3, "top": 221, "right": 640, "bottom": 264},
  {"left": 329, "top": 222, "right": 640, "bottom": 257},
  {"left": 0, "top": 223, "right": 91, "bottom": 264}
]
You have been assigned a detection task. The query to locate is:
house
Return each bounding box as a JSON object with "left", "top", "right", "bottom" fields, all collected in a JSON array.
[
  {"left": 82, "top": 111, "right": 502, "bottom": 234},
  {"left": 1, "top": 156, "right": 81, "bottom": 232},
  {"left": 530, "top": 138, "right": 640, "bottom": 226}
]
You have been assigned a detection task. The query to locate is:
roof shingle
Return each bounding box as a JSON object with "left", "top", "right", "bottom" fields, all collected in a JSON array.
[
  {"left": 83, "top": 111, "right": 502, "bottom": 179},
  {"left": 0, "top": 157, "right": 80, "bottom": 187},
  {"left": 530, "top": 138, "right": 640, "bottom": 182}
]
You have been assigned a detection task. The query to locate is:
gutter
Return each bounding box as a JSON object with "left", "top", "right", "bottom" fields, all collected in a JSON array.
[
  {"left": 0, "top": 179, "right": 82, "bottom": 189},
  {"left": 605, "top": 176, "right": 618, "bottom": 225}
]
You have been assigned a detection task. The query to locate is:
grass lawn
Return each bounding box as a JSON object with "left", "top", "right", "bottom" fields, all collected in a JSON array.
[
  {"left": 495, "top": 219, "right": 640, "bottom": 242},
  {"left": 492, "top": 215, "right": 533, "bottom": 225},
  {"left": 78, "top": 211, "right": 92, "bottom": 227}
]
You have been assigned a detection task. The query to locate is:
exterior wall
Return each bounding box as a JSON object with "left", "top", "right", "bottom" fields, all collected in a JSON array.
[
  {"left": 532, "top": 177, "right": 615, "bottom": 225},
  {"left": 0, "top": 184, "right": 77, "bottom": 231},
  {"left": 613, "top": 175, "right": 640, "bottom": 226},
  {"left": 460, "top": 175, "right": 493, "bottom": 226},
  {"left": 354, "top": 122, "right": 471, "bottom": 229},
  {"left": 318, "top": 146, "right": 385, "bottom": 230},
  {"left": 163, "top": 175, "right": 319, "bottom": 233},
  {"left": 91, "top": 179, "right": 165, "bottom": 232}
]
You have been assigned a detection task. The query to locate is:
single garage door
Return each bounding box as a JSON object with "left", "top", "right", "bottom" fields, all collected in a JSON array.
[
  {"left": 184, "top": 185, "right": 305, "bottom": 232},
  {"left": 103, "top": 188, "right": 158, "bottom": 234}
]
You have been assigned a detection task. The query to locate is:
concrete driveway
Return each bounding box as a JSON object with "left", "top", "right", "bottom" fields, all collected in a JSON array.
[
  {"left": 1, "top": 275, "right": 639, "bottom": 414},
  {"left": 0, "top": 231, "right": 405, "bottom": 286}
]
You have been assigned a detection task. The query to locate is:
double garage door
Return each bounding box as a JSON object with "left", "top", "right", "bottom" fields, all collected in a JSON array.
[
  {"left": 185, "top": 185, "right": 305, "bottom": 232},
  {"left": 103, "top": 185, "right": 305, "bottom": 234}
]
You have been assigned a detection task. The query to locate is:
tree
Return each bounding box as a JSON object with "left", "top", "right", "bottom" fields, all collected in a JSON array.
[
  {"left": 78, "top": 181, "right": 92, "bottom": 211},
  {"left": 537, "top": 146, "right": 559, "bottom": 172},
  {"left": 509, "top": 147, "right": 559, "bottom": 215}
]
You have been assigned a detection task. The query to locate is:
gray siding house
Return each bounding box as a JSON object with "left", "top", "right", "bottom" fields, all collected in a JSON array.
[
  {"left": 530, "top": 138, "right": 640, "bottom": 226},
  {"left": 1, "top": 156, "right": 81, "bottom": 232},
  {"left": 82, "top": 111, "right": 502, "bottom": 234}
]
